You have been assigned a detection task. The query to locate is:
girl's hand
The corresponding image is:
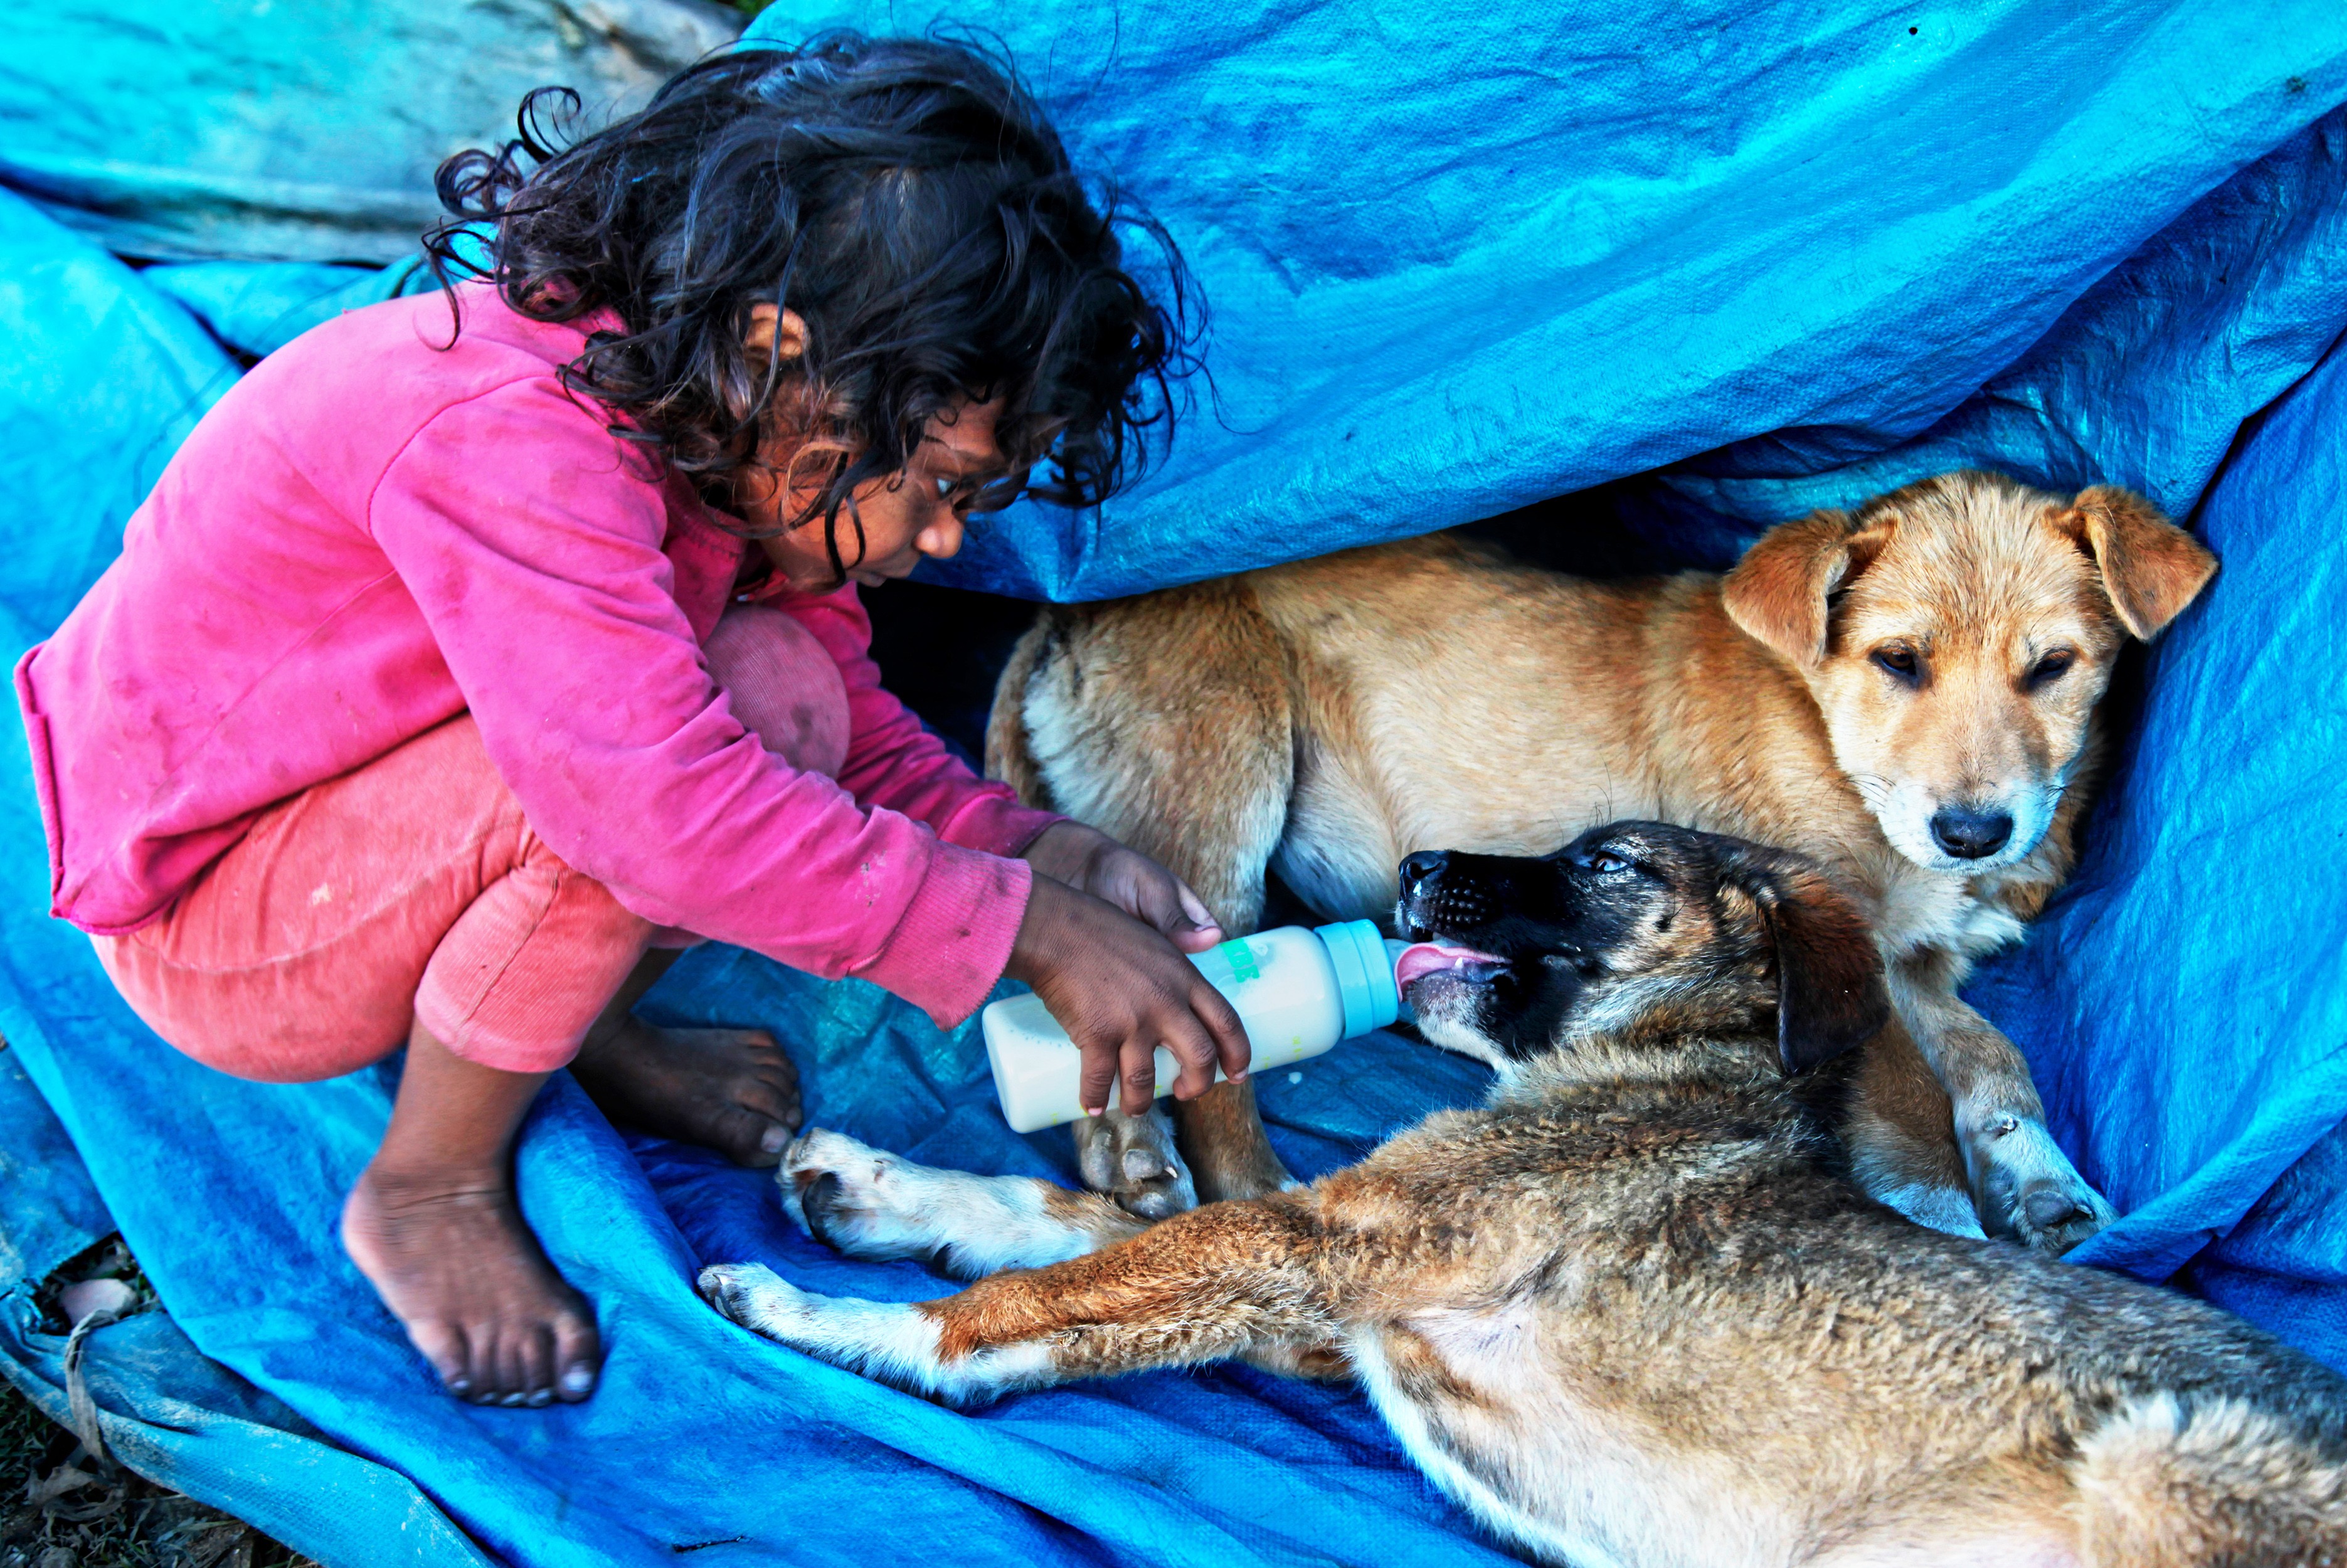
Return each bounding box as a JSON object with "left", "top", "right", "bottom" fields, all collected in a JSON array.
[
  {"left": 1004, "top": 873, "right": 1251, "bottom": 1118},
  {"left": 1020, "top": 821, "right": 1224, "bottom": 952}
]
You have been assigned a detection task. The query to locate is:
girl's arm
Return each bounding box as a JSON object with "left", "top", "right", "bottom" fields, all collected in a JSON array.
[
  {"left": 764, "top": 586, "right": 1059, "bottom": 857},
  {"left": 367, "top": 379, "right": 1025, "bottom": 1029}
]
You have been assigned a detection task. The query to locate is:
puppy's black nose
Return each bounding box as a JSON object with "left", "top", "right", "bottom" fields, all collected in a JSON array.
[
  {"left": 1930, "top": 805, "right": 2013, "bottom": 859},
  {"left": 1399, "top": 850, "right": 1448, "bottom": 899}
]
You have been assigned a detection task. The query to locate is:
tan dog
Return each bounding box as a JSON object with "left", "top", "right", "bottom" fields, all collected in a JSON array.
[
  {"left": 984, "top": 470, "right": 2217, "bottom": 1252},
  {"left": 701, "top": 824, "right": 2347, "bottom": 1567}
]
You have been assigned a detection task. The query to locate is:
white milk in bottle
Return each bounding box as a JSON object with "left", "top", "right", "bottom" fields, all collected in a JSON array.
[{"left": 982, "top": 920, "right": 1414, "bottom": 1133}]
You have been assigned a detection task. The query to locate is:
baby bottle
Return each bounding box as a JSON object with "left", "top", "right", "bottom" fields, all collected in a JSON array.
[{"left": 982, "top": 921, "right": 1412, "bottom": 1133}]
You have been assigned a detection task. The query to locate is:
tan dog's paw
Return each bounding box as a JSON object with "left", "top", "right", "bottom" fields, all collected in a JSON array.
[
  {"left": 1966, "top": 1115, "right": 2116, "bottom": 1254},
  {"left": 1074, "top": 1103, "right": 1197, "bottom": 1219}
]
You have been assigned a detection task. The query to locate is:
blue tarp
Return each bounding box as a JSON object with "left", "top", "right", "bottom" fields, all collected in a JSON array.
[
  {"left": 3, "top": 3, "right": 2344, "bottom": 1565},
  {"left": 0, "top": 0, "right": 741, "bottom": 263}
]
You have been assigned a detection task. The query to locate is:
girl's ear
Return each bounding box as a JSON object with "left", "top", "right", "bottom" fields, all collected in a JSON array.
[
  {"left": 744, "top": 304, "right": 810, "bottom": 363},
  {"left": 1730, "top": 854, "right": 1889, "bottom": 1074}
]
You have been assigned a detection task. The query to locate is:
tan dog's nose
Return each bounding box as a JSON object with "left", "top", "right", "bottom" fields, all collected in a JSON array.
[{"left": 1929, "top": 804, "right": 2012, "bottom": 860}]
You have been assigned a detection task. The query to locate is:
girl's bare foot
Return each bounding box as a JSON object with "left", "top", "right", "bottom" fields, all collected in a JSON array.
[
  {"left": 341, "top": 1164, "right": 600, "bottom": 1406},
  {"left": 570, "top": 1014, "right": 802, "bottom": 1167}
]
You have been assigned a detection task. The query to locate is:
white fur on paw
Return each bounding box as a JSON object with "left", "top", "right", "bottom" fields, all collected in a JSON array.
[
  {"left": 776, "top": 1129, "right": 909, "bottom": 1243},
  {"left": 694, "top": 1261, "right": 1050, "bottom": 1403},
  {"left": 697, "top": 1263, "right": 807, "bottom": 1337},
  {"left": 1971, "top": 1116, "right": 2116, "bottom": 1249},
  {"left": 779, "top": 1126, "right": 1104, "bottom": 1276}
]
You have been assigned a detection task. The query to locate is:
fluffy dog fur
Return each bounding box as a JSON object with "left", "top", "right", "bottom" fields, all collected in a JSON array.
[
  {"left": 702, "top": 825, "right": 2346, "bottom": 1568},
  {"left": 983, "top": 470, "right": 2218, "bottom": 1252}
]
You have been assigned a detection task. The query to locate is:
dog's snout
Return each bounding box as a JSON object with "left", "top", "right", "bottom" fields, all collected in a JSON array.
[
  {"left": 1929, "top": 805, "right": 2013, "bottom": 860},
  {"left": 1401, "top": 850, "right": 1449, "bottom": 898}
]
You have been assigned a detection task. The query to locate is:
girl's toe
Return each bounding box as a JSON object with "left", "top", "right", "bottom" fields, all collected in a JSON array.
[
  {"left": 553, "top": 1308, "right": 601, "bottom": 1403},
  {"left": 464, "top": 1329, "right": 508, "bottom": 1403},
  {"left": 489, "top": 1327, "right": 532, "bottom": 1405},
  {"left": 711, "top": 1102, "right": 792, "bottom": 1167},
  {"left": 516, "top": 1322, "right": 555, "bottom": 1402},
  {"left": 413, "top": 1321, "right": 472, "bottom": 1397},
  {"left": 734, "top": 1078, "right": 799, "bottom": 1128}
]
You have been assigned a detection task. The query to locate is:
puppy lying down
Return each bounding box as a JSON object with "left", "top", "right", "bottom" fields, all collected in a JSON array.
[{"left": 701, "top": 825, "right": 2346, "bottom": 1567}]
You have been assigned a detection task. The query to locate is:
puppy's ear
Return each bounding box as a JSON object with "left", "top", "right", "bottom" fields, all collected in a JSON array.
[
  {"left": 2053, "top": 486, "right": 2217, "bottom": 641},
  {"left": 1737, "top": 858, "right": 1889, "bottom": 1074},
  {"left": 1721, "top": 509, "right": 1890, "bottom": 668}
]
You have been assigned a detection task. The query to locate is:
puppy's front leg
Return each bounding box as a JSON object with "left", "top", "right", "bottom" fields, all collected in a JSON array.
[
  {"left": 1888, "top": 950, "right": 2116, "bottom": 1254},
  {"left": 701, "top": 1197, "right": 1332, "bottom": 1404},
  {"left": 1840, "top": 1016, "right": 1983, "bottom": 1239}
]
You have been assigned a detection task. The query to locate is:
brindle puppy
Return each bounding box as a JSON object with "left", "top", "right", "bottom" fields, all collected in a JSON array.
[{"left": 701, "top": 825, "right": 2346, "bottom": 1567}]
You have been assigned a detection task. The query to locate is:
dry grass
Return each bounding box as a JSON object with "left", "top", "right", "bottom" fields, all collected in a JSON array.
[{"left": 1, "top": 1242, "right": 314, "bottom": 1568}]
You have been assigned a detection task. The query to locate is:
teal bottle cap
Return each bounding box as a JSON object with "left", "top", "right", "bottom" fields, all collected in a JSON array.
[{"left": 1315, "top": 919, "right": 1399, "bottom": 1038}]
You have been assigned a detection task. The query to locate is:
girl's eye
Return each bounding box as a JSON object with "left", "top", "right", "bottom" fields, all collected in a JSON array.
[
  {"left": 1872, "top": 645, "right": 1921, "bottom": 684},
  {"left": 935, "top": 476, "right": 957, "bottom": 504},
  {"left": 2028, "top": 650, "right": 2075, "bottom": 689}
]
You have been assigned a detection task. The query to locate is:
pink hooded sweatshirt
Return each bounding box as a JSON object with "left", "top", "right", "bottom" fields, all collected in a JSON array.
[{"left": 14, "top": 285, "right": 1058, "bottom": 1027}]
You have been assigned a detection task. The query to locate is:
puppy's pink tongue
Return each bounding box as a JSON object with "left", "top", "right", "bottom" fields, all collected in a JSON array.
[{"left": 1394, "top": 943, "right": 1503, "bottom": 988}]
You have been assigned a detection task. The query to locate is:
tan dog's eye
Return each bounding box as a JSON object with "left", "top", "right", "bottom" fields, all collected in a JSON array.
[
  {"left": 1871, "top": 645, "right": 1921, "bottom": 685},
  {"left": 2028, "top": 650, "right": 2075, "bottom": 689}
]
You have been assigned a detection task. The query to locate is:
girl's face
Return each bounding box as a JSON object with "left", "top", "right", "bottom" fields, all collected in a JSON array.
[{"left": 733, "top": 305, "right": 1010, "bottom": 592}]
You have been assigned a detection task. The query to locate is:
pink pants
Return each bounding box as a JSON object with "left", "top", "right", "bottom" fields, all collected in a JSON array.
[{"left": 93, "top": 607, "right": 850, "bottom": 1083}]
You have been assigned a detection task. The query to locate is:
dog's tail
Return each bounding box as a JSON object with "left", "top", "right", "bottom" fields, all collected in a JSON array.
[{"left": 2070, "top": 1392, "right": 2347, "bottom": 1565}]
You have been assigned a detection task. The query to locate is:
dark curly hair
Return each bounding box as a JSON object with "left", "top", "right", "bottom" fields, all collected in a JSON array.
[{"left": 425, "top": 34, "right": 1199, "bottom": 573}]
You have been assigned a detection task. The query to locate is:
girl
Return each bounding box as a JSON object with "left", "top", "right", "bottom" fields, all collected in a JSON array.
[{"left": 14, "top": 38, "right": 1249, "bottom": 1409}]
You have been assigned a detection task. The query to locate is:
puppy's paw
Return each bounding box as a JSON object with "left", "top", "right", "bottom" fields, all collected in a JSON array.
[
  {"left": 775, "top": 1128, "right": 950, "bottom": 1263},
  {"left": 1074, "top": 1104, "right": 1198, "bottom": 1220},
  {"left": 696, "top": 1261, "right": 1007, "bottom": 1402},
  {"left": 697, "top": 1262, "right": 809, "bottom": 1340},
  {"left": 1965, "top": 1115, "right": 2115, "bottom": 1254}
]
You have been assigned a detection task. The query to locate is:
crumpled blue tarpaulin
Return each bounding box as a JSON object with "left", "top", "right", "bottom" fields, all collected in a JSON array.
[
  {"left": 2, "top": 3, "right": 2345, "bottom": 1565},
  {"left": 783, "top": 1, "right": 2347, "bottom": 601},
  {"left": 0, "top": 0, "right": 741, "bottom": 263}
]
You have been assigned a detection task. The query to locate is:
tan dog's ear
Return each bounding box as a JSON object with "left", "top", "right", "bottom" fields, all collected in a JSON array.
[
  {"left": 2054, "top": 486, "right": 2217, "bottom": 640},
  {"left": 1721, "top": 509, "right": 1889, "bottom": 667},
  {"left": 1732, "top": 854, "right": 1889, "bottom": 1074}
]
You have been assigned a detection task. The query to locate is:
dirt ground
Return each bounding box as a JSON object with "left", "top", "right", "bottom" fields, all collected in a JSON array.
[{"left": 2, "top": 1243, "right": 313, "bottom": 1568}]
